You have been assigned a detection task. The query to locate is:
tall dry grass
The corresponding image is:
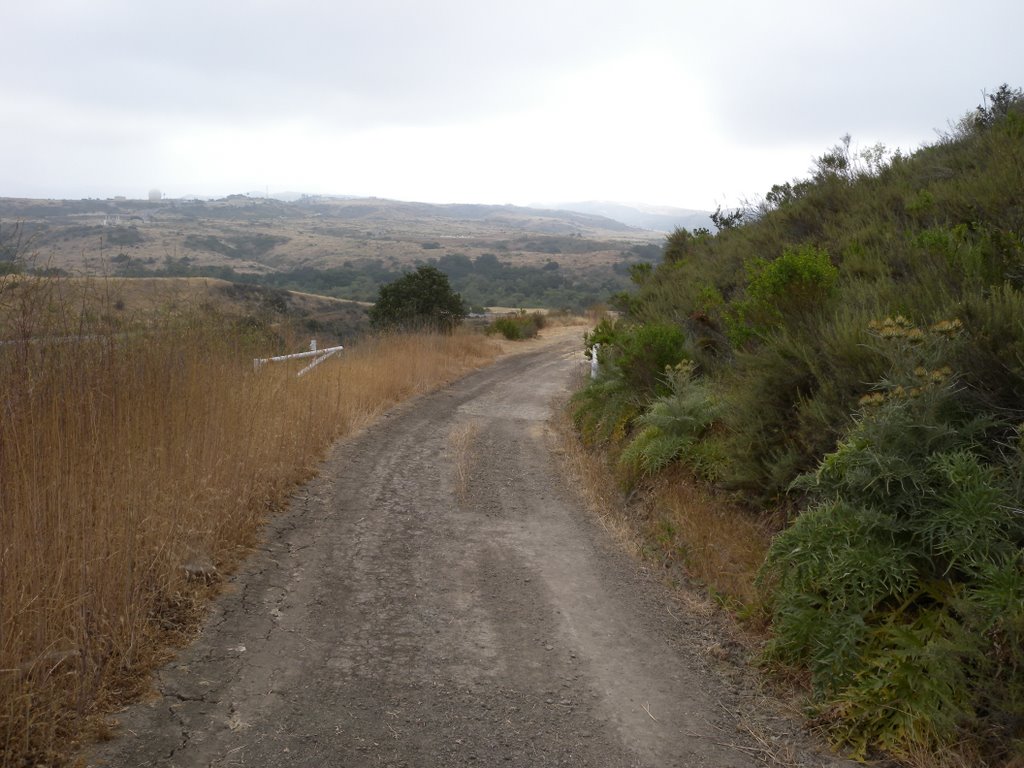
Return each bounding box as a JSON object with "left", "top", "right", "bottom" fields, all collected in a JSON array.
[
  {"left": 647, "top": 466, "right": 772, "bottom": 609},
  {"left": 0, "top": 275, "right": 497, "bottom": 766},
  {"left": 555, "top": 394, "right": 771, "bottom": 611}
]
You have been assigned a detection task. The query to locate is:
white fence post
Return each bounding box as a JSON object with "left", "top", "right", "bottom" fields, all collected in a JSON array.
[
  {"left": 253, "top": 344, "right": 345, "bottom": 376},
  {"left": 590, "top": 343, "right": 600, "bottom": 379}
]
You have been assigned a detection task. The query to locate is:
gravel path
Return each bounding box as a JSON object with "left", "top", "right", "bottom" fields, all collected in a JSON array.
[{"left": 91, "top": 333, "right": 852, "bottom": 767}]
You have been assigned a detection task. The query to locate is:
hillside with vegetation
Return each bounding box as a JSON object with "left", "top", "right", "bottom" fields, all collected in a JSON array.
[
  {"left": 573, "top": 85, "right": 1024, "bottom": 765},
  {"left": 0, "top": 196, "right": 663, "bottom": 310}
]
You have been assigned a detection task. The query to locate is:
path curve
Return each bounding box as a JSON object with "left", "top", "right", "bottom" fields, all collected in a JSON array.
[{"left": 91, "top": 334, "right": 849, "bottom": 767}]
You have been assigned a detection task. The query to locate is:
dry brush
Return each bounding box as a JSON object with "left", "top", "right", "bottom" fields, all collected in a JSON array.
[{"left": 0, "top": 275, "right": 497, "bottom": 766}]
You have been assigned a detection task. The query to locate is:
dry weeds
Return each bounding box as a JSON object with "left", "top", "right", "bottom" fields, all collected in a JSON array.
[
  {"left": 552, "top": 391, "right": 646, "bottom": 560},
  {"left": 552, "top": 387, "right": 771, "bottom": 611},
  {"left": 648, "top": 466, "right": 772, "bottom": 609},
  {"left": 0, "top": 276, "right": 498, "bottom": 767},
  {"left": 450, "top": 420, "right": 481, "bottom": 505}
]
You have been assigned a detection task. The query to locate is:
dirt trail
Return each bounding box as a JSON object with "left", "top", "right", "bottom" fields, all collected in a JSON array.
[{"left": 91, "top": 332, "right": 850, "bottom": 767}]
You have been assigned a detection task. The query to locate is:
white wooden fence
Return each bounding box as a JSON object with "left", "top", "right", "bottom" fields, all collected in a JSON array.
[
  {"left": 1, "top": 333, "right": 345, "bottom": 378},
  {"left": 253, "top": 339, "right": 344, "bottom": 377}
]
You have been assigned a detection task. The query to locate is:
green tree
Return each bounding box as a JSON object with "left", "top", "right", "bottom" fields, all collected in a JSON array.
[{"left": 368, "top": 265, "right": 466, "bottom": 331}]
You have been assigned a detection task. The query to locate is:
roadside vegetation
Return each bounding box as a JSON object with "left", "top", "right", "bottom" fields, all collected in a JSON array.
[
  {"left": 571, "top": 85, "right": 1024, "bottom": 765},
  {"left": 0, "top": 271, "right": 497, "bottom": 767},
  {"left": 487, "top": 310, "right": 547, "bottom": 340}
]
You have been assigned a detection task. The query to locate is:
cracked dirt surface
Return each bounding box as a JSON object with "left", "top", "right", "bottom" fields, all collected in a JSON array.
[{"left": 89, "top": 332, "right": 853, "bottom": 767}]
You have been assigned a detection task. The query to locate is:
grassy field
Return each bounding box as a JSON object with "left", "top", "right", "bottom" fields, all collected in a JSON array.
[{"left": 0, "top": 274, "right": 499, "bottom": 766}]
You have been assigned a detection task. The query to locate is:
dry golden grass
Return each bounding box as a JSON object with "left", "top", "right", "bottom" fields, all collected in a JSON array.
[
  {"left": 0, "top": 276, "right": 497, "bottom": 766},
  {"left": 0, "top": 275, "right": 363, "bottom": 331},
  {"left": 553, "top": 396, "right": 646, "bottom": 559},
  {"left": 0, "top": 273, "right": 221, "bottom": 313},
  {"left": 647, "top": 466, "right": 772, "bottom": 609},
  {"left": 553, "top": 393, "right": 771, "bottom": 611}
]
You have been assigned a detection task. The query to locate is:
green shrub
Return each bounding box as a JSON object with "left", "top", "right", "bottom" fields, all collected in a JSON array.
[
  {"left": 583, "top": 319, "right": 689, "bottom": 396},
  {"left": 957, "top": 284, "right": 1024, "bottom": 415},
  {"left": 727, "top": 244, "right": 838, "bottom": 345},
  {"left": 714, "top": 312, "right": 885, "bottom": 502},
  {"left": 571, "top": 376, "right": 642, "bottom": 447},
  {"left": 583, "top": 316, "right": 620, "bottom": 356},
  {"left": 761, "top": 321, "right": 1024, "bottom": 759},
  {"left": 487, "top": 310, "right": 546, "bottom": 340},
  {"left": 610, "top": 322, "right": 689, "bottom": 396},
  {"left": 369, "top": 265, "right": 466, "bottom": 331}
]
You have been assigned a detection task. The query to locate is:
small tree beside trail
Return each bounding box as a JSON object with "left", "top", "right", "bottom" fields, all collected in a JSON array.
[{"left": 368, "top": 265, "right": 466, "bottom": 331}]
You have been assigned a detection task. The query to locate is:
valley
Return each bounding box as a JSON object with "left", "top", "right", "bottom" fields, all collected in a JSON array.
[{"left": 0, "top": 196, "right": 666, "bottom": 309}]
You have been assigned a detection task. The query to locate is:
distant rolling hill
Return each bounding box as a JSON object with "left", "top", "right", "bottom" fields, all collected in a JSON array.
[
  {"left": 0, "top": 196, "right": 665, "bottom": 310},
  {"left": 0, "top": 195, "right": 660, "bottom": 275},
  {"left": 541, "top": 201, "right": 713, "bottom": 233}
]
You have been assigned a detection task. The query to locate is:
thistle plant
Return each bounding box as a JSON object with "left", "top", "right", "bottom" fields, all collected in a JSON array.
[
  {"left": 761, "top": 318, "right": 1024, "bottom": 760},
  {"left": 618, "top": 361, "right": 722, "bottom": 481}
]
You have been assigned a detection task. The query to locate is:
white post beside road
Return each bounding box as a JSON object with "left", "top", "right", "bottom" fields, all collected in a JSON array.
[{"left": 590, "top": 343, "right": 600, "bottom": 380}]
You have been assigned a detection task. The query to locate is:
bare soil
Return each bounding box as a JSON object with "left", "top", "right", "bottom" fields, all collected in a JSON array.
[{"left": 89, "top": 331, "right": 853, "bottom": 768}]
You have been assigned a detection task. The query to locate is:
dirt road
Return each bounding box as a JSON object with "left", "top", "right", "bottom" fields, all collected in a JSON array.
[{"left": 92, "top": 333, "right": 849, "bottom": 767}]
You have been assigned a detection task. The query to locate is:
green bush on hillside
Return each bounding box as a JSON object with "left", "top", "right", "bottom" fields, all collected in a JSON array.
[
  {"left": 571, "top": 376, "right": 643, "bottom": 447},
  {"left": 583, "top": 319, "right": 690, "bottom": 396},
  {"left": 726, "top": 244, "right": 838, "bottom": 346},
  {"left": 487, "top": 311, "right": 546, "bottom": 340},
  {"left": 761, "top": 319, "right": 1024, "bottom": 759},
  {"left": 573, "top": 318, "right": 689, "bottom": 447}
]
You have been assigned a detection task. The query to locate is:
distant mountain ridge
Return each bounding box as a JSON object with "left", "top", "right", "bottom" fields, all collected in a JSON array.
[
  {"left": 163, "top": 193, "right": 695, "bottom": 234},
  {"left": 165, "top": 194, "right": 649, "bottom": 234},
  {"left": 540, "top": 201, "right": 713, "bottom": 233}
]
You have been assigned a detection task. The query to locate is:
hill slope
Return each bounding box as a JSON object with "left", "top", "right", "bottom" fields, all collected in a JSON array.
[
  {"left": 0, "top": 195, "right": 657, "bottom": 274},
  {"left": 0, "top": 196, "right": 664, "bottom": 309},
  {"left": 574, "top": 86, "right": 1024, "bottom": 764}
]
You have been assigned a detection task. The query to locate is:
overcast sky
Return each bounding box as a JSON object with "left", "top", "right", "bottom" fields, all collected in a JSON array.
[{"left": 2, "top": 0, "right": 1021, "bottom": 209}]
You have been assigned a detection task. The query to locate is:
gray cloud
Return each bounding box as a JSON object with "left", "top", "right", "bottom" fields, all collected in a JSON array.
[
  {"left": 6, "top": 0, "right": 653, "bottom": 127},
  {"left": 3, "top": 0, "right": 1022, "bottom": 204},
  {"left": 681, "top": 0, "right": 1024, "bottom": 147}
]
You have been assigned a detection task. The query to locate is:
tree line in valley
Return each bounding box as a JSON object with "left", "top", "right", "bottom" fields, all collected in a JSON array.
[{"left": 81, "top": 245, "right": 660, "bottom": 311}]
